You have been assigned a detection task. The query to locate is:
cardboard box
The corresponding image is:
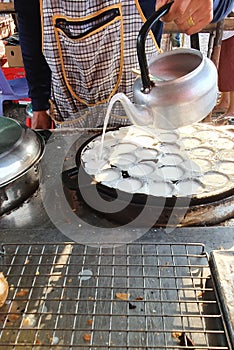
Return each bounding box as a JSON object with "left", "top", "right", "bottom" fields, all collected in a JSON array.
[{"left": 5, "top": 45, "right": 24, "bottom": 67}]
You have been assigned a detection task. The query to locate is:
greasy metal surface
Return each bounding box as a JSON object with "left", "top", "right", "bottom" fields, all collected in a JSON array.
[
  {"left": 0, "top": 243, "right": 231, "bottom": 349},
  {"left": 209, "top": 250, "right": 234, "bottom": 348}
]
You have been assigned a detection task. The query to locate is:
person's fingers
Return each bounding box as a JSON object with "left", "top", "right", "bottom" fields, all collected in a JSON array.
[
  {"left": 175, "top": 2, "right": 213, "bottom": 26},
  {"left": 155, "top": 0, "right": 169, "bottom": 11},
  {"left": 174, "top": 5, "right": 213, "bottom": 35},
  {"left": 156, "top": 0, "right": 213, "bottom": 33},
  {"left": 156, "top": 0, "right": 190, "bottom": 23}
]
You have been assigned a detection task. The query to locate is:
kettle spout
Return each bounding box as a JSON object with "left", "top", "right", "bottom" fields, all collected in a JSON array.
[{"left": 111, "top": 92, "right": 154, "bottom": 127}]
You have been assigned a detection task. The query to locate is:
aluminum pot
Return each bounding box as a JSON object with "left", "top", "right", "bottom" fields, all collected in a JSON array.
[{"left": 0, "top": 117, "right": 45, "bottom": 215}]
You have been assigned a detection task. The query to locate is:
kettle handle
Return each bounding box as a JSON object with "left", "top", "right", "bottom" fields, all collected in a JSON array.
[{"left": 137, "top": 1, "right": 173, "bottom": 93}]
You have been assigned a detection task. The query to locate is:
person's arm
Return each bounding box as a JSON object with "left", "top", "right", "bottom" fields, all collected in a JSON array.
[
  {"left": 14, "top": 0, "right": 52, "bottom": 129},
  {"left": 14, "top": 0, "right": 51, "bottom": 112},
  {"left": 212, "top": 0, "right": 234, "bottom": 22},
  {"left": 155, "top": 0, "right": 234, "bottom": 35}
]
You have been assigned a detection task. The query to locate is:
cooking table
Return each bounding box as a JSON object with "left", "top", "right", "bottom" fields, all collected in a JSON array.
[{"left": 0, "top": 128, "right": 234, "bottom": 349}]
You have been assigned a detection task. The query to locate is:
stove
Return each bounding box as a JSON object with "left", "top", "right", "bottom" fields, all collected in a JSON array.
[
  {"left": 0, "top": 126, "right": 234, "bottom": 242},
  {"left": 0, "top": 128, "right": 234, "bottom": 349},
  {"left": 73, "top": 123, "right": 234, "bottom": 228}
]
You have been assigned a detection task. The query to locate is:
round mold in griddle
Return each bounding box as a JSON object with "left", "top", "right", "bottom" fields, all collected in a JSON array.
[
  {"left": 180, "top": 136, "right": 202, "bottom": 149},
  {"left": 109, "top": 152, "right": 137, "bottom": 170},
  {"left": 158, "top": 142, "right": 180, "bottom": 153},
  {"left": 218, "top": 149, "right": 234, "bottom": 161},
  {"left": 111, "top": 142, "right": 138, "bottom": 154},
  {"left": 81, "top": 145, "right": 110, "bottom": 162},
  {"left": 116, "top": 178, "right": 143, "bottom": 193},
  {"left": 147, "top": 180, "right": 174, "bottom": 197},
  {"left": 195, "top": 129, "right": 221, "bottom": 140},
  {"left": 135, "top": 147, "right": 159, "bottom": 160},
  {"left": 184, "top": 157, "right": 213, "bottom": 173},
  {"left": 83, "top": 158, "right": 109, "bottom": 175},
  {"left": 189, "top": 146, "right": 215, "bottom": 158},
  {"left": 210, "top": 136, "right": 234, "bottom": 150},
  {"left": 178, "top": 124, "right": 198, "bottom": 135},
  {"left": 128, "top": 134, "right": 157, "bottom": 147},
  {"left": 156, "top": 131, "right": 179, "bottom": 143},
  {"left": 95, "top": 168, "right": 122, "bottom": 183},
  {"left": 215, "top": 161, "right": 234, "bottom": 176},
  {"left": 200, "top": 171, "right": 230, "bottom": 189},
  {"left": 175, "top": 179, "right": 204, "bottom": 197},
  {"left": 128, "top": 162, "right": 155, "bottom": 177},
  {"left": 158, "top": 153, "right": 184, "bottom": 166},
  {"left": 181, "top": 158, "right": 203, "bottom": 175},
  {"left": 155, "top": 165, "right": 185, "bottom": 182}
]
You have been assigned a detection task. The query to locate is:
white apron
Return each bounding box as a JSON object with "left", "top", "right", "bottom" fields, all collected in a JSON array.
[{"left": 40, "top": 0, "right": 159, "bottom": 128}]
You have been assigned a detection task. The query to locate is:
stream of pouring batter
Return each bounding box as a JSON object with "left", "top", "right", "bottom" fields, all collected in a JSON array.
[
  {"left": 99, "top": 94, "right": 158, "bottom": 159},
  {"left": 99, "top": 95, "right": 118, "bottom": 159}
]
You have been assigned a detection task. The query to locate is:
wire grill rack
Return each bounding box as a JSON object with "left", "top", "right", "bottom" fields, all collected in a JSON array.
[{"left": 0, "top": 242, "right": 231, "bottom": 349}]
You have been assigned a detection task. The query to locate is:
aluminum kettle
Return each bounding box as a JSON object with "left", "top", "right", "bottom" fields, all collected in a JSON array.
[{"left": 116, "top": 2, "right": 218, "bottom": 130}]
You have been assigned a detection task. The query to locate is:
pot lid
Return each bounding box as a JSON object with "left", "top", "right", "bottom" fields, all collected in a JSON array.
[{"left": 0, "top": 117, "right": 44, "bottom": 186}]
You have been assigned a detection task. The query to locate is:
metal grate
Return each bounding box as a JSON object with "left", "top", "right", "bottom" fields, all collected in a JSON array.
[{"left": 0, "top": 242, "right": 231, "bottom": 349}]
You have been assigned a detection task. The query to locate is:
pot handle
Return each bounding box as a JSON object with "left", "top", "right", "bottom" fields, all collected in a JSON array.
[{"left": 137, "top": 1, "right": 173, "bottom": 93}]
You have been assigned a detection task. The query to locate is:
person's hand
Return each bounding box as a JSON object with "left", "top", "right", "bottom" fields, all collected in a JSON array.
[
  {"left": 31, "top": 111, "right": 52, "bottom": 129},
  {"left": 156, "top": 0, "right": 213, "bottom": 35}
]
